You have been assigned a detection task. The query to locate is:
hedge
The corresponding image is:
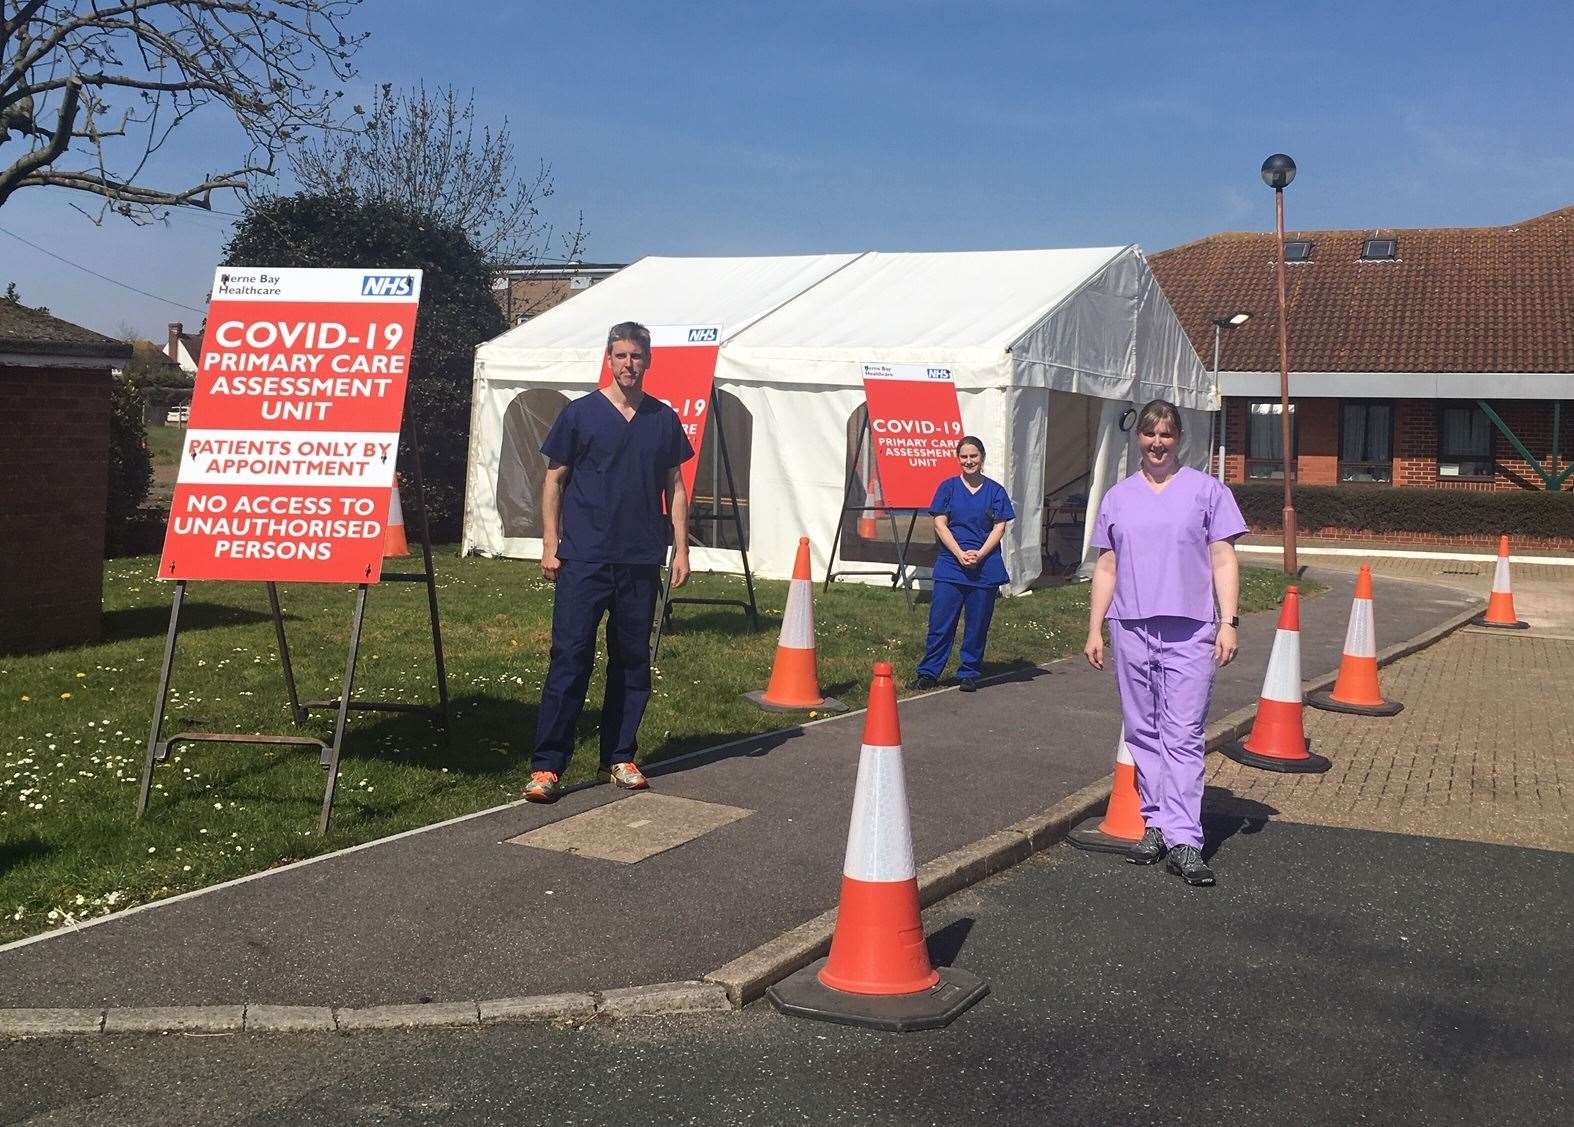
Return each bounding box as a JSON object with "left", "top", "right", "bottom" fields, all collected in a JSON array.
[{"left": 1230, "top": 483, "right": 1574, "bottom": 540}]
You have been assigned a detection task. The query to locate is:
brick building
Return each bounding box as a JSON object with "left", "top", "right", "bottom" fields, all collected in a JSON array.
[
  {"left": 491, "top": 262, "right": 625, "bottom": 326},
  {"left": 1150, "top": 205, "right": 1574, "bottom": 493},
  {"left": 0, "top": 301, "right": 131, "bottom": 653}
]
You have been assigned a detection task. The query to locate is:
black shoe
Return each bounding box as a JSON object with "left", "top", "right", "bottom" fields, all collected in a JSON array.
[
  {"left": 907, "top": 675, "right": 939, "bottom": 690},
  {"left": 1166, "top": 845, "right": 1216, "bottom": 886},
  {"left": 957, "top": 678, "right": 979, "bottom": 693},
  {"left": 1126, "top": 827, "right": 1167, "bottom": 865}
]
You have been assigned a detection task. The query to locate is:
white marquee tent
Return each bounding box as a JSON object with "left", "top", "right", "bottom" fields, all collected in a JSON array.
[{"left": 463, "top": 247, "right": 1213, "bottom": 594}]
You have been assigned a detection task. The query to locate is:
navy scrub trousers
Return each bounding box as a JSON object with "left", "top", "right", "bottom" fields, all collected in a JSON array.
[
  {"left": 916, "top": 581, "right": 998, "bottom": 682},
  {"left": 532, "top": 559, "right": 660, "bottom": 776}
]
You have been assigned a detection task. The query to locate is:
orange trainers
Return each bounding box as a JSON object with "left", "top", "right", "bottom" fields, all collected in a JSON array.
[
  {"left": 602, "top": 761, "right": 648, "bottom": 790},
  {"left": 523, "top": 770, "right": 561, "bottom": 803}
]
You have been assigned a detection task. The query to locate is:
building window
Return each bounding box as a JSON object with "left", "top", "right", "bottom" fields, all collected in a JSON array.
[
  {"left": 1245, "top": 400, "right": 1297, "bottom": 480},
  {"left": 1339, "top": 401, "right": 1393, "bottom": 482},
  {"left": 1438, "top": 403, "right": 1494, "bottom": 479},
  {"left": 1361, "top": 237, "right": 1398, "bottom": 260},
  {"left": 1283, "top": 239, "right": 1313, "bottom": 262}
]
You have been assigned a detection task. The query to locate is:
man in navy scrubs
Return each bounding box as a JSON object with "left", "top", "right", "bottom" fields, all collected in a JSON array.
[{"left": 524, "top": 322, "right": 694, "bottom": 803}]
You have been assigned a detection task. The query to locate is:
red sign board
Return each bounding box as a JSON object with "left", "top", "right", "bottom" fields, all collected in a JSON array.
[
  {"left": 598, "top": 324, "right": 721, "bottom": 499},
  {"left": 861, "top": 362, "right": 965, "bottom": 508},
  {"left": 159, "top": 267, "right": 422, "bottom": 584}
]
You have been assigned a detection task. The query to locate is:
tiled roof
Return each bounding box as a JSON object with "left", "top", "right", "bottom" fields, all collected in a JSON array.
[
  {"left": 0, "top": 300, "right": 131, "bottom": 359},
  {"left": 179, "top": 331, "right": 204, "bottom": 360},
  {"left": 1148, "top": 205, "right": 1574, "bottom": 374}
]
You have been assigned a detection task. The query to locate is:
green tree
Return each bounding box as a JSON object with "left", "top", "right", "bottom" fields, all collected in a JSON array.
[
  {"left": 106, "top": 369, "right": 154, "bottom": 543},
  {"left": 222, "top": 191, "right": 504, "bottom": 537}
]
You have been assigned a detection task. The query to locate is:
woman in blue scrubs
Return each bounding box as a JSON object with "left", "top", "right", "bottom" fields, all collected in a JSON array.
[{"left": 909, "top": 437, "right": 1015, "bottom": 693}]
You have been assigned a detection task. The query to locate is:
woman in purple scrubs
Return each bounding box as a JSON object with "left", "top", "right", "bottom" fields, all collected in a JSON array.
[
  {"left": 1083, "top": 400, "right": 1247, "bottom": 886},
  {"left": 909, "top": 436, "right": 1015, "bottom": 693}
]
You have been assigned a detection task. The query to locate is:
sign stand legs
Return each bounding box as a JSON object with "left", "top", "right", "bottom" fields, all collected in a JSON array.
[
  {"left": 652, "top": 389, "right": 761, "bottom": 660},
  {"left": 138, "top": 447, "right": 450, "bottom": 834},
  {"left": 823, "top": 416, "right": 917, "bottom": 608}
]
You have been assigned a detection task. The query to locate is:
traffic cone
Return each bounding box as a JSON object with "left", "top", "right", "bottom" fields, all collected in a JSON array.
[
  {"left": 857, "top": 468, "right": 884, "bottom": 539},
  {"left": 744, "top": 537, "right": 847, "bottom": 713},
  {"left": 383, "top": 478, "right": 410, "bottom": 558},
  {"left": 1308, "top": 565, "right": 1403, "bottom": 716},
  {"left": 1067, "top": 727, "right": 1147, "bottom": 854},
  {"left": 1474, "top": 535, "right": 1529, "bottom": 629},
  {"left": 1224, "top": 586, "right": 1331, "bottom": 773},
  {"left": 766, "top": 661, "right": 989, "bottom": 1031}
]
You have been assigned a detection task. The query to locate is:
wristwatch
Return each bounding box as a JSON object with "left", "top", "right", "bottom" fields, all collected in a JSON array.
[{"left": 1224, "top": 616, "right": 1240, "bottom": 628}]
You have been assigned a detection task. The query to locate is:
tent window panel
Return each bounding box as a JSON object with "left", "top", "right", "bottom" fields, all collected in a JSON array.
[
  {"left": 496, "top": 389, "right": 571, "bottom": 539},
  {"left": 1245, "top": 400, "right": 1298, "bottom": 480},
  {"left": 839, "top": 404, "right": 940, "bottom": 568},
  {"left": 1339, "top": 400, "right": 1393, "bottom": 482},
  {"left": 687, "top": 389, "right": 751, "bottom": 550},
  {"left": 1437, "top": 403, "right": 1494, "bottom": 479}
]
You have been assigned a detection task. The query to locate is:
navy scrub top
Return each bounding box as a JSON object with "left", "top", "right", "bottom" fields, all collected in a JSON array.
[
  {"left": 540, "top": 391, "right": 694, "bottom": 565},
  {"left": 928, "top": 475, "right": 1015, "bottom": 588}
]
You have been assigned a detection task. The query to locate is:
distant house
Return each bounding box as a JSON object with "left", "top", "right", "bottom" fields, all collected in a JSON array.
[
  {"left": 491, "top": 262, "right": 625, "bottom": 326},
  {"left": 163, "top": 320, "right": 203, "bottom": 373},
  {"left": 0, "top": 300, "right": 131, "bottom": 653},
  {"left": 1150, "top": 205, "right": 1574, "bottom": 492}
]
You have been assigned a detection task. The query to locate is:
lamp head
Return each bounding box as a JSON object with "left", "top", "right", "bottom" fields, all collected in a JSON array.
[{"left": 1261, "top": 154, "right": 1296, "bottom": 190}]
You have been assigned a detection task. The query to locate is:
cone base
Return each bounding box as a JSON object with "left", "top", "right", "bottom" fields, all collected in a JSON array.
[
  {"left": 1471, "top": 613, "right": 1530, "bottom": 630},
  {"left": 1223, "top": 740, "right": 1331, "bottom": 774},
  {"left": 742, "top": 690, "right": 848, "bottom": 714},
  {"left": 1306, "top": 690, "right": 1404, "bottom": 717},
  {"left": 1066, "top": 820, "right": 1144, "bottom": 855},
  {"left": 767, "top": 957, "right": 988, "bottom": 1032}
]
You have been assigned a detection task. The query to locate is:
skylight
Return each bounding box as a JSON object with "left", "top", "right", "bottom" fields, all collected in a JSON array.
[
  {"left": 1361, "top": 237, "right": 1398, "bottom": 260},
  {"left": 1283, "top": 240, "right": 1313, "bottom": 262}
]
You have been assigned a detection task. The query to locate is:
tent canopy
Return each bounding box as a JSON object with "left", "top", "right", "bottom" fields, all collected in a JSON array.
[{"left": 467, "top": 246, "right": 1212, "bottom": 592}]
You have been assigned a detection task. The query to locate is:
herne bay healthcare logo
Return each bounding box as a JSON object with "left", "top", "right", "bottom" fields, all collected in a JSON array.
[
  {"left": 361, "top": 274, "right": 416, "bottom": 297},
  {"left": 216, "top": 272, "right": 282, "bottom": 297}
]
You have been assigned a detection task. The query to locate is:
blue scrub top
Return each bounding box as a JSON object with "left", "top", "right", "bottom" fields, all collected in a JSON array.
[
  {"left": 540, "top": 391, "right": 694, "bottom": 565},
  {"left": 929, "top": 475, "right": 1015, "bottom": 588}
]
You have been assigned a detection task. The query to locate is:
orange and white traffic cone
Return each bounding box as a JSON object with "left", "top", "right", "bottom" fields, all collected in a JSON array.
[
  {"left": 383, "top": 478, "right": 410, "bottom": 558},
  {"left": 1067, "top": 727, "right": 1147, "bottom": 854},
  {"left": 1474, "top": 535, "right": 1529, "bottom": 629},
  {"left": 744, "top": 536, "right": 846, "bottom": 713},
  {"left": 857, "top": 468, "right": 884, "bottom": 539},
  {"left": 1308, "top": 565, "right": 1402, "bottom": 716},
  {"left": 766, "top": 661, "right": 989, "bottom": 1031},
  {"left": 1224, "top": 586, "right": 1331, "bottom": 773}
]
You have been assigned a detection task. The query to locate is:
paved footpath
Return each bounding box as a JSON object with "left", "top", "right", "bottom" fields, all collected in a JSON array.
[
  {"left": 1209, "top": 557, "right": 1574, "bottom": 852},
  {"left": 0, "top": 568, "right": 1479, "bottom": 1013}
]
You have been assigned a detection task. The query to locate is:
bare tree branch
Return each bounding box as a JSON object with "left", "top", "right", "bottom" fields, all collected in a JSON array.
[
  {"left": 0, "top": 0, "right": 367, "bottom": 221},
  {"left": 290, "top": 80, "right": 585, "bottom": 269}
]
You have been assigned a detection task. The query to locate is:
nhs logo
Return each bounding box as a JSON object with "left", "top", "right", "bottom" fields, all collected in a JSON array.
[
  {"left": 361, "top": 274, "right": 415, "bottom": 297},
  {"left": 926, "top": 367, "right": 953, "bottom": 380},
  {"left": 687, "top": 327, "right": 719, "bottom": 343}
]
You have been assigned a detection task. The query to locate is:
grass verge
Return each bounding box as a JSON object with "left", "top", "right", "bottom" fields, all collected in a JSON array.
[{"left": 0, "top": 555, "right": 1307, "bottom": 943}]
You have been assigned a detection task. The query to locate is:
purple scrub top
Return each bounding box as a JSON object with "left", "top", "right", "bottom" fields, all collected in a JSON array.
[{"left": 1088, "top": 466, "right": 1247, "bottom": 622}]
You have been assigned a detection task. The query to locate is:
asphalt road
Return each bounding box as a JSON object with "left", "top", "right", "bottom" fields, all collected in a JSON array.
[{"left": 4, "top": 812, "right": 1568, "bottom": 1126}]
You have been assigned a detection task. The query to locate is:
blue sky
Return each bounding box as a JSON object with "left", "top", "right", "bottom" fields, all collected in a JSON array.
[{"left": 4, "top": 1, "right": 1571, "bottom": 337}]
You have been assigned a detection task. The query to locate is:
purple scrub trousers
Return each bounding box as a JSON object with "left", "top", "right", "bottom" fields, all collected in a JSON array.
[{"left": 1109, "top": 616, "right": 1216, "bottom": 850}]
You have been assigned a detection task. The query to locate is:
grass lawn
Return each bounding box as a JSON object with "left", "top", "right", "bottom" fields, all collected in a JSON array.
[
  {"left": 0, "top": 554, "right": 1307, "bottom": 942},
  {"left": 144, "top": 423, "right": 184, "bottom": 505}
]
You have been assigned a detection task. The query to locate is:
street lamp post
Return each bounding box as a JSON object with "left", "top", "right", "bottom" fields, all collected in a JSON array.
[
  {"left": 1262, "top": 153, "right": 1298, "bottom": 575},
  {"left": 1211, "top": 312, "right": 1252, "bottom": 482}
]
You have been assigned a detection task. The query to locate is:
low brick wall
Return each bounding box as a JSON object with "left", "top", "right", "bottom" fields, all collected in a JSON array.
[{"left": 0, "top": 364, "right": 112, "bottom": 653}]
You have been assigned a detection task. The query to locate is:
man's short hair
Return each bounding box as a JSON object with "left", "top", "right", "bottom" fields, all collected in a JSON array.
[{"left": 606, "top": 321, "right": 652, "bottom": 354}]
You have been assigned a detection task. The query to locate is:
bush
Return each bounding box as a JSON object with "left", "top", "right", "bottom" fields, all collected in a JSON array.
[
  {"left": 223, "top": 192, "right": 505, "bottom": 538},
  {"left": 1230, "top": 483, "right": 1574, "bottom": 540},
  {"left": 106, "top": 372, "right": 153, "bottom": 543}
]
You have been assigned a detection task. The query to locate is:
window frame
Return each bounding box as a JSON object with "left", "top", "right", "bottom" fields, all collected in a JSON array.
[
  {"left": 1244, "top": 399, "right": 1299, "bottom": 481},
  {"left": 1360, "top": 236, "right": 1398, "bottom": 260},
  {"left": 1282, "top": 239, "right": 1314, "bottom": 262},
  {"left": 1436, "top": 402, "right": 1495, "bottom": 481},
  {"left": 1337, "top": 399, "right": 1395, "bottom": 483}
]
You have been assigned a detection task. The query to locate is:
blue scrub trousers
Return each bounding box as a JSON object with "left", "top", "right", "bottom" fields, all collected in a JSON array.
[
  {"left": 917, "top": 580, "right": 998, "bottom": 681},
  {"left": 533, "top": 559, "right": 660, "bottom": 775}
]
